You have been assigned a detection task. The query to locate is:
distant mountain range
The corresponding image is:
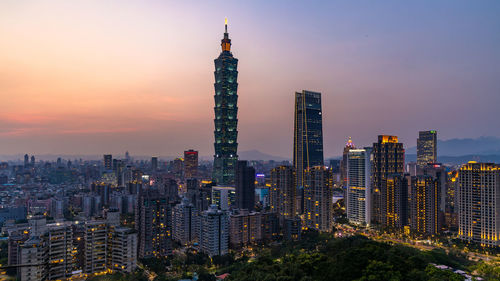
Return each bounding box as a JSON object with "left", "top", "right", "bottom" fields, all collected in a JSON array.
[{"left": 406, "top": 136, "right": 500, "bottom": 155}]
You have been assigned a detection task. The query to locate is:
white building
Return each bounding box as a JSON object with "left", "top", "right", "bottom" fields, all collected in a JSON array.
[
  {"left": 346, "top": 148, "right": 372, "bottom": 225},
  {"left": 199, "top": 205, "right": 228, "bottom": 257}
]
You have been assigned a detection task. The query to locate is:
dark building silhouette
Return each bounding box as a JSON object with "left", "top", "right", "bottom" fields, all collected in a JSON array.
[
  {"left": 151, "top": 157, "right": 158, "bottom": 171},
  {"left": 103, "top": 154, "right": 112, "bottom": 170},
  {"left": 410, "top": 175, "right": 441, "bottom": 236},
  {"left": 293, "top": 90, "right": 324, "bottom": 213},
  {"left": 213, "top": 20, "right": 239, "bottom": 185},
  {"left": 235, "top": 160, "right": 255, "bottom": 211}
]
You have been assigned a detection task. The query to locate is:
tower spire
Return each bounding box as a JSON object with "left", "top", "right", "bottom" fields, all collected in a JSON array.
[{"left": 221, "top": 18, "right": 231, "bottom": 52}]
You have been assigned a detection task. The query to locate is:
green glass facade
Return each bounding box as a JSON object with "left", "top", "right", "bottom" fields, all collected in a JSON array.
[{"left": 213, "top": 23, "right": 238, "bottom": 185}]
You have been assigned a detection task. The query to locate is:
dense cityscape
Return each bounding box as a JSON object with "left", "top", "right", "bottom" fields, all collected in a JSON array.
[{"left": 1, "top": 5, "right": 500, "bottom": 281}]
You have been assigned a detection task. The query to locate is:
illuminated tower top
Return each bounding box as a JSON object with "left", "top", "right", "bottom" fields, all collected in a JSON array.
[{"left": 221, "top": 18, "right": 231, "bottom": 52}]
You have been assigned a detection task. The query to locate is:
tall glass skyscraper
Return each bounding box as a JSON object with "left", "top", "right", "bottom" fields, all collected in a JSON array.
[
  {"left": 293, "top": 90, "right": 324, "bottom": 213},
  {"left": 417, "top": 130, "right": 437, "bottom": 167},
  {"left": 213, "top": 20, "right": 239, "bottom": 185}
]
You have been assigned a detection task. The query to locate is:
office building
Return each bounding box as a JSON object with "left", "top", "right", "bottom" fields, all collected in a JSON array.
[
  {"left": 417, "top": 130, "right": 437, "bottom": 167},
  {"left": 303, "top": 166, "right": 333, "bottom": 232},
  {"left": 184, "top": 149, "right": 199, "bottom": 179},
  {"left": 269, "top": 166, "right": 297, "bottom": 219},
  {"left": 372, "top": 135, "right": 405, "bottom": 225},
  {"left": 213, "top": 20, "right": 239, "bottom": 185},
  {"left": 293, "top": 90, "right": 324, "bottom": 213},
  {"left": 410, "top": 175, "right": 441, "bottom": 236},
  {"left": 346, "top": 148, "right": 372, "bottom": 225},
  {"left": 235, "top": 160, "right": 255, "bottom": 211},
  {"left": 211, "top": 186, "right": 236, "bottom": 210},
  {"left": 151, "top": 157, "right": 158, "bottom": 172},
  {"left": 458, "top": 162, "right": 500, "bottom": 247},
  {"left": 199, "top": 205, "right": 229, "bottom": 257}
]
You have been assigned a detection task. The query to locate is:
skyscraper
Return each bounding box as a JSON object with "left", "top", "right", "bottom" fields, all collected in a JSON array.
[
  {"left": 303, "top": 166, "right": 333, "bottom": 232},
  {"left": 151, "top": 156, "right": 158, "bottom": 171},
  {"left": 383, "top": 174, "right": 408, "bottom": 229},
  {"left": 293, "top": 90, "right": 324, "bottom": 213},
  {"left": 213, "top": 19, "right": 239, "bottom": 185},
  {"left": 340, "top": 137, "right": 355, "bottom": 188},
  {"left": 173, "top": 197, "right": 199, "bottom": 245},
  {"left": 372, "top": 135, "right": 405, "bottom": 225},
  {"left": 417, "top": 130, "right": 437, "bottom": 167},
  {"left": 410, "top": 175, "right": 441, "bottom": 236},
  {"left": 184, "top": 149, "right": 199, "bottom": 179},
  {"left": 458, "top": 162, "right": 499, "bottom": 247},
  {"left": 346, "top": 148, "right": 372, "bottom": 225},
  {"left": 235, "top": 160, "right": 255, "bottom": 211}
]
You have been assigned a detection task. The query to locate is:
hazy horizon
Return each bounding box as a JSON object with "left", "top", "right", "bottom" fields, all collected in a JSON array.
[{"left": 1, "top": 1, "right": 499, "bottom": 158}]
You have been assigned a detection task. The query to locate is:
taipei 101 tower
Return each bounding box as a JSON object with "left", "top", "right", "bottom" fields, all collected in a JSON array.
[{"left": 213, "top": 19, "right": 239, "bottom": 185}]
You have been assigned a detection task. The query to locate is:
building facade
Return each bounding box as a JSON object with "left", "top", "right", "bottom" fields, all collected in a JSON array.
[
  {"left": 184, "top": 149, "right": 199, "bottom": 179},
  {"left": 410, "top": 175, "right": 441, "bottom": 236},
  {"left": 199, "top": 205, "right": 229, "bottom": 257},
  {"left": 269, "top": 166, "right": 297, "bottom": 219},
  {"left": 458, "top": 162, "right": 500, "bottom": 247},
  {"left": 235, "top": 160, "right": 255, "bottom": 211},
  {"left": 372, "top": 135, "right": 405, "bottom": 225},
  {"left": 293, "top": 90, "right": 324, "bottom": 213},
  {"left": 417, "top": 130, "right": 437, "bottom": 167},
  {"left": 303, "top": 166, "right": 333, "bottom": 232},
  {"left": 346, "top": 148, "right": 372, "bottom": 225},
  {"left": 173, "top": 197, "right": 199, "bottom": 245}
]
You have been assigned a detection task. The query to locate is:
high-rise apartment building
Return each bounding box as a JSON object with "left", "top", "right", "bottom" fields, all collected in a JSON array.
[
  {"left": 410, "top": 175, "right": 441, "bottom": 236},
  {"left": 84, "top": 220, "right": 108, "bottom": 274},
  {"left": 235, "top": 160, "right": 255, "bottom": 211},
  {"left": 384, "top": 174, "right": 409, "bottom": 229},
  {"left": 417, "top": 130, "right": 437, "bottom": 167},
  {"left": 229, "top": 209, "right": 262, "bottom": 248},
  {"left": 213, "top": 20, "right": 239, "bottom": 185},
  {"left": 458, "top": 162, "right": 499, "bottom": 247},
  {"left": 303, "top": 166, "right": 333, "bottom": 232},
  {"left": 346, "top": 148, "right": 372, "bottom": 225},
  {"left": 269, "top": 166, "right": 297, "bottom": 219},
  {"left": 108, "top": 226, "right": 137, "bottom": 273},
  {"left": 18, "top": 237, "right": 47, "bottom": 281},
  {"left": 293, "top": 90, "right": 324, "bottom": 213},
  {"left": 47, "top": 223, "right": 75, "bottom": 280},
  {"left": 184, "top": 149, "right": 199, "bottom": 179},
  {"left": 199, "top": 205, "right": 229, "bottom": 257},
  {"left": 135, "top": 191, "right": 172, "bottom": 258},
  {"left": 372, "top": 135, "right": 405, "bottom": 225},
  {"left": 173, "top": 197, "right": 199, "bottom": 245}
]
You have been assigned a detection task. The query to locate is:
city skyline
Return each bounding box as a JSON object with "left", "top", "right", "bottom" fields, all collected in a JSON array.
[{"left": 1, "top": 1, "right": 500, "bottom": 158}]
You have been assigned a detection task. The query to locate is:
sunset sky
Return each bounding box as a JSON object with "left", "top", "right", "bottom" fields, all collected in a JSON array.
[{"left": 1, "top": 1, "right": 499, "bottom": 158}]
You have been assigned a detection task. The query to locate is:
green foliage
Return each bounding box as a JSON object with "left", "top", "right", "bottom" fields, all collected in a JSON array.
[
  {"left": 469, "top": 261, "right": 500, "bottom": 281},
  {"left": 226, "top": 235, "right": 471, "bottom": 281}
]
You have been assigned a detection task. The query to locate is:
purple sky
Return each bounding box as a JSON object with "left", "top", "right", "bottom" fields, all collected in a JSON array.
[{"left": 0, "top": 1, "right": 499, "bottom": 158}]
